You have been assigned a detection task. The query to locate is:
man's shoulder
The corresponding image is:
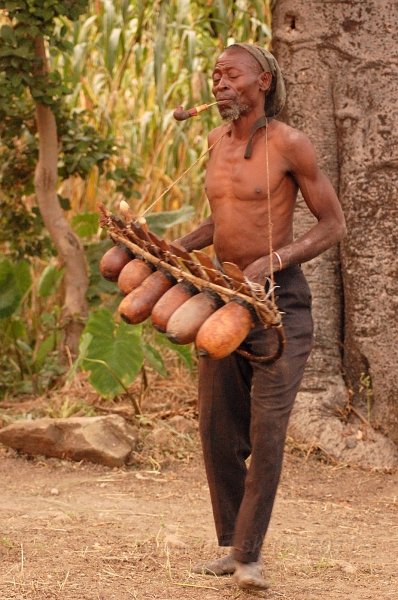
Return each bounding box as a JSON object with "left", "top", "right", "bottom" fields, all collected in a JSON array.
[
  {"left": 208, "top": 123, "right": 231, "bottom": 145},
  {"left": 272, "top": 119, "right": 312, "bottom": 150},
  {"left": 272, "top": 121, "right": 319, "bottom": 176}
]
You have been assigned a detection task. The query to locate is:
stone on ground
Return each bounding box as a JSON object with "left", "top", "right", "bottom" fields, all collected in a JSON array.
[{"left": 0, "top": 415, "right": 136, "bottom": 467}]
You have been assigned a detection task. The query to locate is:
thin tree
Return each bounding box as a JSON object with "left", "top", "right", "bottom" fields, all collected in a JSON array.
[{"left": 0, "top": 1, "right": 90, "bottom": 358}]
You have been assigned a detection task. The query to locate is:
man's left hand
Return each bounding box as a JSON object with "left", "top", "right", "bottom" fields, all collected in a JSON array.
[{"left": 243, "top": 255, "right": 273, "bottom": 284}]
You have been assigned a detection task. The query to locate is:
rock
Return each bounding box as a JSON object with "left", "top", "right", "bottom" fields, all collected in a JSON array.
[
  {"left": 147, "top": 426, "right": 174, "bottom": 446},
  {"left": 50, "top": 488, "right": 59, "bottom": 496},
  {"left": 167, "top": 415, "right": 196, "bottom": 434},
  {"left": 339, "top": 561, "right": 357, "bottom": 574},
  {"left": 0, "top": 415, "right": 136, "bottom": 468},
  {"left": 345, "top": 437, "right": 357, "bottom": 449},
  {"left": 164, "top": 534, "right": 188, "bottom": 549}
]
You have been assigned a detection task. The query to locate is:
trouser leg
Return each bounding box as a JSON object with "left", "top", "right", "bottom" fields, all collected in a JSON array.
[
  {"left": 198, "top": 352, "right": 253, "bottom": 546},
  {"left": 232, "top": 315, "right": 313, "bottom": 563},
  {"left": 198, "top": 266, "right": 313, "bottom": 561}
]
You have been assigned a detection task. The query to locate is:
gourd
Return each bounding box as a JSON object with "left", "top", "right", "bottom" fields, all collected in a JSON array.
[
  {"left": 151, "top": 281, "right": 199, "bottom": 333},
  {"left": 166, "top": 291, "right": 223, "bottom": 345},
  {"left": 99, "top": 245, "right": 133, "bottom": 282},
  {"left": 195, "top": 299, "right": 255, "bottom": 359},
  {"left": 119, "top": 270, "right": 177, "bottom": 324},
  {"left": 118, "top": 258, "right": 154, "bottom": 295}
]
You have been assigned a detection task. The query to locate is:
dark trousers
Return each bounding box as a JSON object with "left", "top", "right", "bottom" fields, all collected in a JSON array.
[{"left": 198, "top": 266, "right": 314, "bottom": 563}]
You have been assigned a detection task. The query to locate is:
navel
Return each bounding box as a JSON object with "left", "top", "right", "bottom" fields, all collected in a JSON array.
[{"left": 255, "top": 188, "right": 262, "bottom": 194}]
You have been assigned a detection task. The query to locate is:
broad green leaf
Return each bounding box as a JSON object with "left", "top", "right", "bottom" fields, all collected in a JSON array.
[
  {"left": 142, "top": 343, "right": 168, "bottom": 377},
  {"left": 67, "top": 332, "right": 93, "bottom": 381},
  {"left": 14, "top": 261, "right": 32, "bottom": 297},
  {"left": 37, "top": 265, "right": 65, "bottom": 297},
  {"left": 16, "top": 339, "right": 32, "bottom": 354},
  {"left": 154, "top": 331, "right": 194, "bottom": 371},
  {"left": 0, "top": 260, "right": 31, "bottom": 318},
  {"left": 71, "top": 212, "right": 99, "bottom": 238},
  {"left": 145, "top": 206, "right": 195, "bottom": 236},
  {"left": 0, "top": 24, "right": 16, "bottom": 45},
  {"left": 82, "top": 308, "right": 144, "bottom": 398},
  {"left": 34, "top": 332, "right": 57, "bottom": 370}
]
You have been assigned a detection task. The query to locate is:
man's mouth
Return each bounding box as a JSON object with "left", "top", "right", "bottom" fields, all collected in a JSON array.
[{"left": 216, "top": 97, "right": 235, "bottom": 104}]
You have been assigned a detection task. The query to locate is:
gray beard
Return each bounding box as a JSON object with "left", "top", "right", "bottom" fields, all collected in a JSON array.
[{"left": 219, "top": 101, "right": 251, "bottom": 121}]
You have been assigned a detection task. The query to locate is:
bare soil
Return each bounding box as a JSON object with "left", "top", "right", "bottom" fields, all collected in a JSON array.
[{"left": 1, "top": 368, "right": 397, "bottom": 599}]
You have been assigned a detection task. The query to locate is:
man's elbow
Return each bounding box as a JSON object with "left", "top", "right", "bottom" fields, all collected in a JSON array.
[
  {"left": 337, "top": 217, "right": 347, "bottom": 242},
  {"left": 324, "top": 216, "right": 347, "bottom": 247}
]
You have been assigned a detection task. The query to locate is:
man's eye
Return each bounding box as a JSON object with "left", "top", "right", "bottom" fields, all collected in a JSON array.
[{"left": 213, "top": 77, "right": 221, "bottom": 83}]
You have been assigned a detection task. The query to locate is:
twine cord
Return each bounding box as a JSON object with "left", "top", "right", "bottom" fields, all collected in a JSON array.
[
  {"left": 265, "top": 116, "right": 275, "bottom": 303},
  {"left": 138, "top": 126, "right": 231, "bottom": 220},
  {"left": 244, "top": 277, "right": 278, "bottom": 303}
]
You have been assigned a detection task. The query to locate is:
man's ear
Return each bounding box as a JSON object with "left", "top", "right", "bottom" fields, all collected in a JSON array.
[{"left": 259, "top": 71, "right": 272, "bottom": 92}]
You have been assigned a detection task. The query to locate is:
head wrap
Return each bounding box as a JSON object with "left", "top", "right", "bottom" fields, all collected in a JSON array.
[{"left": 228, "top": 43, "right": 286, "bottom": 118}]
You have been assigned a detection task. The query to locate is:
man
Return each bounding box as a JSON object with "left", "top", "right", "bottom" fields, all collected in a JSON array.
[{"left": 172, "top": 43, "right": 346, "bottom": 590}]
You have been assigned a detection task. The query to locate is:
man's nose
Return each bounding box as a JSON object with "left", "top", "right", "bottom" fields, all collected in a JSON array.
[{"left": 216, "top": 74, "right": 230, "bottom": 89}]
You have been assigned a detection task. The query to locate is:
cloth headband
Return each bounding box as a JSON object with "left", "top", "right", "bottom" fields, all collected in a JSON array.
[{"left": 228, "top": 43, "right": 286, "bottom": 118}]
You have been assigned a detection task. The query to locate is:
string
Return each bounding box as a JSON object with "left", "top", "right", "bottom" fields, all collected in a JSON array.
[
  {"left": 138, "top": 126, "right": 231, "bottom": 220},
  {"left": 244, "top": 277, "right": 278, "bottom": 302},
  {"left": 265, "top": 116, "right": 275, "bottom": 303}
]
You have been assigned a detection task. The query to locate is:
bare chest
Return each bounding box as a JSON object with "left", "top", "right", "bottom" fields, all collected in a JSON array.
[{"left": 205, "top": 138, "right": 291, "bottom": 204}]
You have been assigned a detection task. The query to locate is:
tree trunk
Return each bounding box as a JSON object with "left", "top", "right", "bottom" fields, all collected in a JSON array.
[
  {"left": 272, "top": 0, "right": 398, "bottom": 468},
  {"left": 34, "top": 38, "right": 89, "bottom": 359}
]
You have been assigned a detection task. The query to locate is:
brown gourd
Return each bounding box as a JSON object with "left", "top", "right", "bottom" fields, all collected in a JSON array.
[
  {"left": 118, "top": 258, "right": 154, "bottom": 295},
  {"left": 166, "top": 291, "right": 224, "bottom": 345},
  {"left": 100, "top": 245, "right": 133, "bottom": 282},
  {"left": 119, "top": 270, "right": 176, "bottom": 324},
  {"left": 151, "top": 281, "right": 199, "bottom": 333},
  {"left": 195, "top": 299, "right": 256, "bottom": 359}
]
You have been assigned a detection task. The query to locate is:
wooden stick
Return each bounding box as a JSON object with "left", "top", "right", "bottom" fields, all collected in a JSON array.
[
  {"left": 110, "top": 231, "right": 281, "bottom": 327},
  {"left": 193, "top": 250, "right": 230, "bottom": 288}
]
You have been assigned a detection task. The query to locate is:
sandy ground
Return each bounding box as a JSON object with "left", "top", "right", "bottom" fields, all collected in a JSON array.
[{"left": 1, "top": 436, "right": 397, "bottom": 600}]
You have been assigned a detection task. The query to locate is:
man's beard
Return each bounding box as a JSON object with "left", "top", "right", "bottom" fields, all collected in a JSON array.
[{"left": 218, "top": 100, "right": 252, "bottom": 121}]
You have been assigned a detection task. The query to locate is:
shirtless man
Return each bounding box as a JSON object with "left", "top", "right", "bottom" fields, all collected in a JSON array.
[{"left": 173, "top": 44, "right": 346, "bottom": 590}]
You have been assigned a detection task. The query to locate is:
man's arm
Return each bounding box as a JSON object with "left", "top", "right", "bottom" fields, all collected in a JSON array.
[
  {"left": 244, "top": 131, "right": 346, "bottom": 283},
  {"left": 171, "top": 215, "right": 214, "bottom": 253}
]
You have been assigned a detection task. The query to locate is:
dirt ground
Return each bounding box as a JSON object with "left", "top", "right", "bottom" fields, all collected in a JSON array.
[{"left": 1, "top": 366, "right": 398, "bottom": 600}]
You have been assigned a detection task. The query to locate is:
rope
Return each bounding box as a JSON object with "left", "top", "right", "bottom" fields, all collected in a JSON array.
[
  {"left": 138, "top": 126, "right": 231, "bottom": 220},
  {"left": 265, "top": 116, "right": 275, "bottom": 304},
  {"left": 244, "top": 276, "right": 278, "bottom": 303}
]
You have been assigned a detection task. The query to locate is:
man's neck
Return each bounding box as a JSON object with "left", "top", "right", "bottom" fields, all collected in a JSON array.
[{"left": 229, "top": 108, "right": 267, "bottom": 141}]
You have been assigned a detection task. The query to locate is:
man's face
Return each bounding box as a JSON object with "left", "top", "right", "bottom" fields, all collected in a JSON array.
[{"left": 212, "top": 48, "right": 265, "bottom": 121}]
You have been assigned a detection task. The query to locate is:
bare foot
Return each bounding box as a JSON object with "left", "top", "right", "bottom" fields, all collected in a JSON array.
[
  {"left": 232, "top": 561, "right": 271, "bottom": 590},
  {"left": 192, "top": 551, "right": 235, "bottom": 575}
]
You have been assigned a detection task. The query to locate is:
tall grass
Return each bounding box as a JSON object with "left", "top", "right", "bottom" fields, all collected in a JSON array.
[{"left": 53, "top": 0, "right": 271, "bottom": 236}]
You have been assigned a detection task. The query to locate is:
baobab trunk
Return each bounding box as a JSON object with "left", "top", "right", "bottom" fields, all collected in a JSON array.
[
  {"left": 272, "top": 0, "right": 398, "bottom": 467},
  {"left": 34, "top": 38, "right": 88, "bottom": 359}
]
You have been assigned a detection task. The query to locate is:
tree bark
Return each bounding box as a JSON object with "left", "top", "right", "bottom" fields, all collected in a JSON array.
[
  {"left": 34, "top": 38, "right": 88, "bottom": 359},
  {"left": 272, "top": 0, "right": 398, "bottom": 467}
]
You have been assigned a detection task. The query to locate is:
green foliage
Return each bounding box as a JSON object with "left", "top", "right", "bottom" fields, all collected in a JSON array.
[
  {"left": 84, "top": 238, "right": 122, "bottom": 309},
  {"left": 0, "top": 0, "right": 89, "bottom": 111},
  {"left": 45, "top": 396, "right": 97, "bottom": 418},
  {"left": 72, "top": 307, "right": 194, "bottom": 401},
  {"left": 79, "top": 308, "right": 144, "bottom": 398},
  {"left": 153, "top": 331, "right": 194, "bottom": 372},
  {"left": 37, "top": 264, "right": 65, "bottom": 297},
  {"left": 145, "top": 206, "right": 195, "bottom": 236},
  {"left": 57, "top": 110, "right": 118, "bottom": 179},
  {"left": 0, "top": 259, "right": 31, "bottom": 318},
  {"left": 0, "top": 258, "right": 66, "bottom": 398},
  {"left": 0, "top": 0, "right": 271, "bottom": 400}
]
